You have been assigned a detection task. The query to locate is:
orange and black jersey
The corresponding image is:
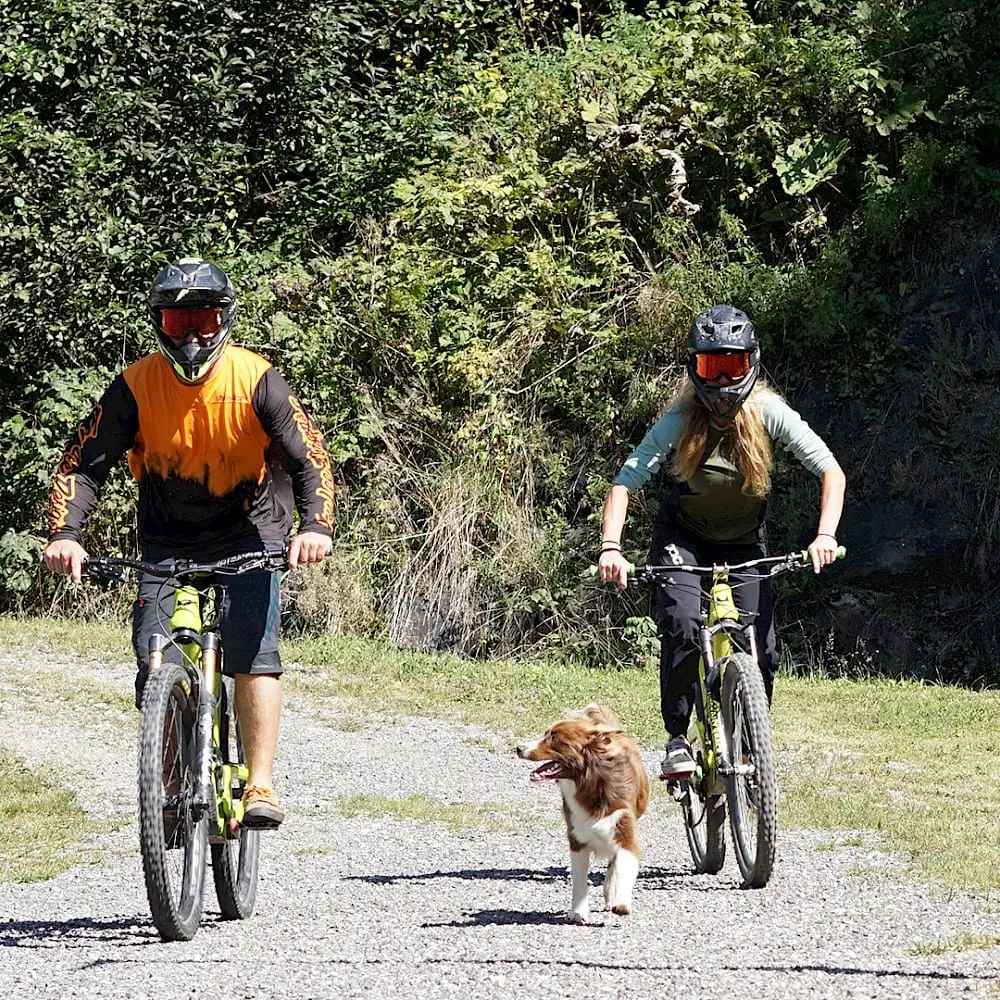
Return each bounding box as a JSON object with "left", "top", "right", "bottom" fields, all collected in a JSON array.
[{"left": 48, "top": 346, "right": 335, "bottom": 555}]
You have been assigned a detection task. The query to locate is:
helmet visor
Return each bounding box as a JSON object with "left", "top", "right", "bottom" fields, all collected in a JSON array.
[
  {"left": 694, "top": 351, "right": 752, "bottom": 381},
  {"left": 160, "top": 307, "right": 223, "bottom": 343}
]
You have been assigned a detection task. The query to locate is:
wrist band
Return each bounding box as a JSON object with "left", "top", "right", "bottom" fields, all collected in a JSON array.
[
  {"left": 816, "top": 533, "right": 837, "bottom": 540},
  {"left": 599, "top": 544, "right": 622, "bottom": 555}
]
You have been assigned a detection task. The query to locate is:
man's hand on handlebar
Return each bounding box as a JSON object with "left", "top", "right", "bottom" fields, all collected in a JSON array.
[
  {"left": 598, "top": 549, "right": 632, "bottom": 589},
  {"left": 43, "top": 538, "right": 88, "bottom": 583},
  {"left": 289, "top": 531, "right": 332, "bottom": 570}
]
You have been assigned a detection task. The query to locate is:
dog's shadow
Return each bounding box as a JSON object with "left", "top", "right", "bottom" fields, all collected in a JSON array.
[
  {"left": 423, "top": 909, "right": 574, "bottom": 928},
  {"left": 349, "top": 865, "right": 612, "bottom": 927}
]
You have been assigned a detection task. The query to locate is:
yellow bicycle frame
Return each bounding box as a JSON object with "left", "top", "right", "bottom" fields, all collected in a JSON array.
[
  {"left": 157, "top": 584, "right": 249, "bottom": 832},
  {"left": 689, "top": 568, "right": 740, "bottom": 794}
]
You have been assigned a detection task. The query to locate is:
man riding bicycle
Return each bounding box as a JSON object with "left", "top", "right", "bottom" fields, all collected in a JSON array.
[{"left": 43, "top": 257, "right": 334, "bottom": 829}]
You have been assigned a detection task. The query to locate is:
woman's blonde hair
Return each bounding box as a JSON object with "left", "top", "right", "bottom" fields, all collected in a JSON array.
[{"left": 671, "top": 379, "right": 781, "bottom": 496}]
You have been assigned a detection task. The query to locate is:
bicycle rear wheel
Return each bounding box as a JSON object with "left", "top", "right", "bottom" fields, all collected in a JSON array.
[
  {"left": 720, "top": 652, "right": 777, "bottom": 888},
  {"left": 211, "top": 677, "right": 260, "bottom": 919},
  {"left": 680, "top": 740, "right": 726, "bottom": 874},
  {"left": 138, "top": 662, "right": 208, "bottom": 940}
]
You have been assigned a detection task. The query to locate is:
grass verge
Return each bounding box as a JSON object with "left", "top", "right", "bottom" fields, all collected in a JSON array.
[
  {"left": 3, "top": 616, "right": 998, "bottom": 890},
  {"left": 0, "top": 750, "right": 98, "bottom": 883},
  {"left": 909, "top": 933, "right": 1000, "bottom": 956}
]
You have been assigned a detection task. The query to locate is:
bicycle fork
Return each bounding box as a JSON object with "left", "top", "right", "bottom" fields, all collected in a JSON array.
[{"left": 191, "top": 633, "right": 219, "bottom": 816}]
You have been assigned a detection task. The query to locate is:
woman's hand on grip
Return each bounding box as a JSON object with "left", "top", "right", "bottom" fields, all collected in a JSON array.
[
  {"left": 807, "top": 533, "right": 839, "bottom": 574},
  {"left": 598, "top": 549, "right": 631, "bottom": 589}
]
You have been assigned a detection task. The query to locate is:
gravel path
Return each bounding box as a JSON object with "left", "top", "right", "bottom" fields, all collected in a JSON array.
[{"left": 1, "top": 648, "right": 997, "bottom": 999}]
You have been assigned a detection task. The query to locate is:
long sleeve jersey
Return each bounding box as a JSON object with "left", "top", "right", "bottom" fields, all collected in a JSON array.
[
  {"left": 48, "top": 346, "right": 335, "bottom": 555},
  {"left": 614, "top": 392, "right": 837, "bottom": 543}
]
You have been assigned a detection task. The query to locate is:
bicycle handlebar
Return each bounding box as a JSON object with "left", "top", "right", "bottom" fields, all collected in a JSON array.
[
  {"left": 82, "top": 549, "right": 289, "bottom": 585},
  {"left": 586, "top": 545, "right": 847, "bottom": 582}
]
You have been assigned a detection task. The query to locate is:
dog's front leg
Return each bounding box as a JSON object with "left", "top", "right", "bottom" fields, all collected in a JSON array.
[{"left": 568, "top": 846, "right": 591, "bottom": 924}]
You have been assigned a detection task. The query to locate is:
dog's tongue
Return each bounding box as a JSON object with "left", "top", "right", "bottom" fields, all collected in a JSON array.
[{"left": 530, "top": 761, "right": 564, "bottom": 783}]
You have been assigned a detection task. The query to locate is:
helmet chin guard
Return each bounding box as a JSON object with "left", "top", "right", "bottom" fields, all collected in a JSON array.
[
  {"left": 147, "top": 258, "right": 236, "bottom": 384},
  {"left": 687, "top": 304, "right": 760, "bottom": 421},
  {"left": 172, "top": 338, "right": 227, "bottom": 384}
]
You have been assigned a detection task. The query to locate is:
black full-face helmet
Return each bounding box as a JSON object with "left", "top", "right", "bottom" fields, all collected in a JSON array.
[
  {"left": 147, "top": 258, "right": 236, "bottom": 384},
  {"left": 686, "top": 304, "right": 760, "bottom": 421}
]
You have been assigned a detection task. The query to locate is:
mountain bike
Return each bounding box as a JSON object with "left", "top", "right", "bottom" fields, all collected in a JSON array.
[
  {"left": 84, "top": 549, "right": 287, "bottom": 941},
  {"left": 593, "top": 546, "right": 845, "bottom": 888}
]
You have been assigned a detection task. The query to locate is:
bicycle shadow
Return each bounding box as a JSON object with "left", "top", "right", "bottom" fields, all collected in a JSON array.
[
  {"left": 422, "top": 956, "right": 997, "bottom": 981},
  {"left": 342, "top": 865, "right": 572, "bottom": 886},
  {"left": 638, "top": 865, "right": 746, "bottom": 891},
  {"left": 344, "top": 863, "right": 729, "bottom": 894},
  {"left": 0, "top": 916, "right": 156, "bottom": 949}
]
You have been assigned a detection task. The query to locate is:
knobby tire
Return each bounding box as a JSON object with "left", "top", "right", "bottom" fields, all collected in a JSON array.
[
  {"left": 211, "top": 677, "right": 260, "bottom": 919},
  {"left": 137, "top": 662, "right": 208, "bottom": 940},
  {"left": 720, "top": 652, "right": 777, "bottom": 888},
  {"left": 682, "top": 780, "right": 726, "bottom": 875}
]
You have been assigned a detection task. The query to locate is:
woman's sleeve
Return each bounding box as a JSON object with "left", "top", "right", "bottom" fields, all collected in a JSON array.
[
  {"left": 762, "top": 396, "right": 837, "bottom": 476},
  {"left": 612, "top": 409, "right": 684, "bottom": 493}
]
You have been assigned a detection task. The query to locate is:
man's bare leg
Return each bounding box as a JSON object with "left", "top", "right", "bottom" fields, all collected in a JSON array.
[{"left": 235, "top": 673, "right": 284, "bottom": 826}]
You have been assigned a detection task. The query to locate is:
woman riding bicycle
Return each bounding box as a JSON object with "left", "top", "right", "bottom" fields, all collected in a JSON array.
[{"left": 597, "top": 304, "right": 845, "bottom": 778}]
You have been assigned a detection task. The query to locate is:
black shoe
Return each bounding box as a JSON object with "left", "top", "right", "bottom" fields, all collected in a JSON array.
[{"left": 661, "top": 735, "right": 696, "bottom": 778}]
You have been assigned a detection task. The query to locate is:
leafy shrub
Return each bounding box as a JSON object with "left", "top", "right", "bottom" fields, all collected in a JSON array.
[{"left": 2, "top": 0, "right": 999, "bottom": 685}]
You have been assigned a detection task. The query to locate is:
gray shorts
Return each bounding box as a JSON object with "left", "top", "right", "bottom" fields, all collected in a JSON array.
[{"left": 131, "top": 559, "right": 282, "bottom": 677}]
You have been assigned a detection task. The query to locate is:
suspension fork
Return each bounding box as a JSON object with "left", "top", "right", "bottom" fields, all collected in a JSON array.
[{"left": 191, "top": 631, "right": 219, "bottom": 814}]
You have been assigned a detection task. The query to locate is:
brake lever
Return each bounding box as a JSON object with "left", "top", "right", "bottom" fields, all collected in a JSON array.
[{"left": 81, "top": 562, "right": 127, "bottom": 587}]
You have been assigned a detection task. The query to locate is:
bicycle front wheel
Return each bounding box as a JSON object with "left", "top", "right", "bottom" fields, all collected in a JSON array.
[
  {"left": 211, "top": 677, "right": 260, "bottom": 919},
  {"left": 720, "top": 652, "right": 777, "bottom": 888},
  {"left": 138, "top": 661, "right": 208, "bottom": 941}
]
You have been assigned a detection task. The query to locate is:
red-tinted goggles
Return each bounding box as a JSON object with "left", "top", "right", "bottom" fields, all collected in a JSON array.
[
  {"left": 159, "top": 307, "right": 222, "bottom": 341},
  {"left": 694, "top": 351, "right": 752, "bottom": 380}
]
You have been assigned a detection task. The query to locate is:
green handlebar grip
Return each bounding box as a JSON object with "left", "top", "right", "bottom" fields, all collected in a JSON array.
[
  {"left": 587, "top": 561, "right": 637, "bottom": 579},
  {"left": 800, "top": 545, "right": 847, "bottom": 561}
]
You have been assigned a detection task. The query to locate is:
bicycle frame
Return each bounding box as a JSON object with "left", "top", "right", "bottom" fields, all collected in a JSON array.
[
  {"left": 689, "top": 570, "right": 758, "bottom": 797},
  {"left": 149, "top": 583, "right": 246, "bottom": 837}
]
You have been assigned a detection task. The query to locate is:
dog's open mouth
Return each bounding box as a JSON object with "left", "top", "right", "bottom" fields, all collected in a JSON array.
[{"left": 530, "top": 761, "right": 567, "bottom": 783}]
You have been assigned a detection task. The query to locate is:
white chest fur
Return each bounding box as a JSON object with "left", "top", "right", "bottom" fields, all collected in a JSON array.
[{"left": 557, "top": 780, "right": 624, "bottom": 860}]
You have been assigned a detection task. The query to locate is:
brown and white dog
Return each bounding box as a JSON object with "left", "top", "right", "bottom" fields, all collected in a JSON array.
[{"left": 517, "top": 704, "right": 650, "bottom": 924}]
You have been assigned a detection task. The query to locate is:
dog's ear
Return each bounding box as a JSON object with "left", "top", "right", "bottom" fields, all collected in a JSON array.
[
  {"left": 579, "top": 704, "right": 622, "bottom": 729},
  {"left": 588, "top": 725, "right": 624, "bottom": 753}
]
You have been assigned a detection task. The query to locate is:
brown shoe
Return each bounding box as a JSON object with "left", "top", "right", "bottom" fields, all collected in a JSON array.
[{"left": 241, "top": 785, "right": 285, "bottom": 829}]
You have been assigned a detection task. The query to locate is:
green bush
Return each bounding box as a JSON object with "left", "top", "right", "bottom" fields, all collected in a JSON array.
[{"left": 2, "top": 0, "right": 998, "bottom": 677}]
